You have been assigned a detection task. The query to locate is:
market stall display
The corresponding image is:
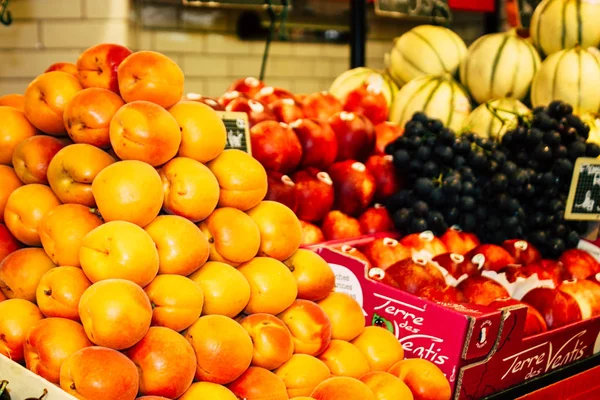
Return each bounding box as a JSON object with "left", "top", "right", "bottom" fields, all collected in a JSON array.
[
  {"left": 0, "top": 45, "right": 451, "bottom": 400},
  {"left": 2, "top": 0, "right": 600, "bottom": 398}
]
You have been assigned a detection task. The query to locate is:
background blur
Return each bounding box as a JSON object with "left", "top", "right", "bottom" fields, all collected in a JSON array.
[{"left": 0, "top": 0, "right": 494, "bottom": 96}]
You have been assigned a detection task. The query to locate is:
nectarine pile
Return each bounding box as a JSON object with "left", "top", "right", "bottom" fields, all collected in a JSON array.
[
  {"left": 192, "top": 77, "right": 404, "bottom": 246},
  {"left": 0, "top": 44, "right": 451, "bottom": 400}
]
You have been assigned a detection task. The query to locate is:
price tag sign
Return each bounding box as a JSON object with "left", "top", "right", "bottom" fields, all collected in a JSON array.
[
  {"left": 565, "top": 158, "right": 600, "bottom": 221},
  {"left": 216, "top": 111, "right": 252, "bottom": 155},
  {"left": 375, "top": 0, "right": 450, "bottom": 21}
]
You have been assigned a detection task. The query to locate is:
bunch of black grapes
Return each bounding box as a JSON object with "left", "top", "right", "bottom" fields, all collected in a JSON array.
[
  {"left": 501, "top": 101, "right": 600, "bottom": 256},
  {"left": 385, "top": 112, "right": 526, "bottom": 244},
  {"left": 385, "top": 101, "right": 600, "bottom": 258}
]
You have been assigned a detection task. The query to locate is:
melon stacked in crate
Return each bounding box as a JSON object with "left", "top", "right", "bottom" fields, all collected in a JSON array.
[
  {"left": 0, "top": 44, "right": 454, "bottom": 400},
  {"left": 382, "top": 0, "right": 600, "bottom": 140}
]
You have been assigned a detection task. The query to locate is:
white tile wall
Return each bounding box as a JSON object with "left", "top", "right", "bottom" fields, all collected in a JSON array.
[
  {"left": 0, "top": 21, "right": 40, "bottom": 49},
  {"left": 10, "top": 0, "right": 82, "bottom": 19},
  {"left": 0, "top": 49, "right": 81, "bottom": 78},
  {"left": 41, "top": 20, "right": 129, "bottom": 48},
  {"left": 0, "top": 0, "right": 484, "bottom": 98},
  {"left": 84, "top": 0, "right": 129, "bottom": 19}
]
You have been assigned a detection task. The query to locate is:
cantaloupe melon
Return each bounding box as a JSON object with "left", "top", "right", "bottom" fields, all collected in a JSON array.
[
  {"left": 463, "top": 98, "right": 530, "bottom": 140},
  {"left": 387, "top": 25, "right": 467, "bottom": 87},
  {"left": 389, "top": 74, "right": 472, "bottom": 131},
  {"left": 460, "top": 31, "right": 541, "bottom": 104},
  {"left": 579, "top": 113, "right": 600, "bottom": 146},
  {"left": 530, "top": 0, "right": 600, "bottom": 58},
  {"left": 531, "top": 46, "right": 600, "bottom": 115},
  {"left": 329, "top": 67, "right": 399, "bottom": 108}
]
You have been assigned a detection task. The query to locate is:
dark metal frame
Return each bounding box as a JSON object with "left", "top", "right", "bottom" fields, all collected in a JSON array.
[{"left": 349, "top": 0, "right": 367, "bottom": 69}]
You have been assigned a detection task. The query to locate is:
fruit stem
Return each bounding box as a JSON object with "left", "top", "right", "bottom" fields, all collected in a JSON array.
[
  {"left": 88, "top": 208, "right": 104, "bottom": 221},
  {"left": 485, "top": 102, "right": 510, "bottom": 137},
  {"left": 0, "top": 381, "right": 8, "bottom": 395}
]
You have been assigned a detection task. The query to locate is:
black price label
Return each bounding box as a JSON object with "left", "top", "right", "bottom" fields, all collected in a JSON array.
[
  {"left": 216, "top": 111, "right": 252, "bottom": 155},
  {"left": 375, "top": 0, "right": 450, "bottom": 20},
  {"left": 565, "top": 158, "right": 600, "bottom": 221}
]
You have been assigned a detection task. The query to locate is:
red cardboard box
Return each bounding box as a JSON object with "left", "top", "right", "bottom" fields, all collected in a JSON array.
[
  {"left": 449, "top": 0, "right": 495, "bottom": 13},
  {"left": 309, "top": 241, "right": 600, "bottom": 399}
]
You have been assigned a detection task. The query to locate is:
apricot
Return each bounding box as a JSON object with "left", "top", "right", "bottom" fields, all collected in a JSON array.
[
  {"left": 360, "top": 371, "right": 414, "bottom": 400},
  {"left": 207, "top": 149, "right": 268, "bottom": 211},
  {"left": 199, "top": 207, "right": 261, "bottom": 266},
  {"left": 160, "top": 157, "right": 220, "bottom": 222},
  {"left": 126, "top": 326, "right": 196, "bottom": 398},
  {"left": 311, "top": 376, "right": 376, "bottom": 400},
  {"left": 317, "top": 292, "right": 365, "bottom": 341},
  {"left": 240, "top": 313, "right": 295, "bottom": 370},
  {"left": 0, "top": 299, "right": 44, "bottom": 361},
  {"left": 317, "top": 340, "right": 370, "bottom": 378},
  {"left": 92, "top": 160, "right": 163, "bottom": 227},
  {"left": 39, "top": 204, "right": 103, "bottom": 267},
  {"left": 77, "top": 43, "right": 132, "bottom": 93},
  {"left": 4, "top": 184, "right": 61, "bottom": 246},
  {"left": 169, "top": 100, "right": 227, "bottom": 163},
  {"left": 179, "top": 382, "right": 238, "bottom": 400},
  {"left": 238, "top": 257, "right": 298, "bottom": 315},
  {"left": 188, "top": 261, "right": 251, "bottom": 317},
  {"left": 144, "top": 215, "right": 209, "bottom": 275},
  {"left": 47, "top": 143, "right": 116, "bottom": 206},
  {"left": 24, "top": 71, "right": 82, "bottom": 135},
  {"left": 275, "top": 354, "right": 332, "bottom": 397},
  {"left": 78, "top": 279, "right": 152, "bottom": 349},
  {"left": 284, "top": 249, "right": 335, "bottom": 301},
  {"left": 227, "top": 366, "right": 289, "bottom": 400},
  {"left": 11, "top": 135, "right": 65, "bottom": 184},
  {"left": 247, "top": 200, "right": 303, "bottom": 261},
  {"left": 136, "top": 397, "right": 170, "bottom": 400},
  {"left": 0, "top": 106, "right": 38, "bottom": 165},
  {"left": 60, "top": 346, "right": 139, "bottom": 400},
  {"left": 0, "top": 94, "right": 25, "bottom": 111},
  {"left": 118, "top": 51, "right": 184, "bottom": 109},
  {"left": 36, "top": 267, "right": 91, "bottom": 320},
  {"left": 63, "top": 87, "right": 125, "bottom": 148},
  {"left": 351, "top": 326, "right": 404, "bottom": 372},
  {"left": 80, "top": 221, "right": 159, "bottom": 286},
  {"left": 109, "top": 100, "right": 181, "bottom": 166},
  {"left": 24, "top": 318, "right": 93, "bottom": 384},
  {"left": 0, "top": 223, "right": 21, "bottom": 263},
  {"left": 0, "top": 248, "right": 55, "bottom": 302},
  {"left": 0, "top": 166, "right": 22, "bottom": 223},
  {"left": 278, "top": 299, "right": 332, "bottom": 357},
  {"left": 46, "top": 62, "right": 78, "bottom": 76},
  {"left": 388, "top": 359, "right": 451, "bottom": 400},
  {"left": 144, "top": 274, "right": 204, "bottom": 332},
  {"left": 184, "top": 315, "right": 253, "bottom": 384}
]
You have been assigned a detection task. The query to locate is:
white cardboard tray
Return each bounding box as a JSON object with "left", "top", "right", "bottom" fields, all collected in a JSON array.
[{"left": 0, "top": 354, "right": 77, "bottom": 400}]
